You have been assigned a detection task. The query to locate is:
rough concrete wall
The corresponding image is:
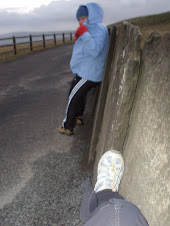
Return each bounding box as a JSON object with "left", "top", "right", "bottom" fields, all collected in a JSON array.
[
  {"left": 90, "top": 22, "right": 170, "bottom": 225},
  {"left": 89, "top": 25, "right": 117, "bottom": 163},
  {"left": 90, "top": 22, "right": 141, "bottom": 182},
  {"left": 119, "top": 32, "right": 170, "bottom": 226}
]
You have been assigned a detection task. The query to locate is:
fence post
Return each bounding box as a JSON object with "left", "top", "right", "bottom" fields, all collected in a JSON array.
[
  {"left": 43, "top": 34, "right": 45, "bottom": 48},
  {"left": 108, "top": 28, "right": 111, "bottom": 36},
  {"left": 54, "top": 34, "right": 56, "bottom": 46},
  {"left": 63, "top": 33, "right": 65, "bottom": 44},
  {"left": 13, "top": 36, "right": 17, "bottom": 55},
  {"left": 70, "top": 32, "right": 72, "bottom": 41},
  {"left": 29, "top": 35, "right": 33, "bottom": 51}
]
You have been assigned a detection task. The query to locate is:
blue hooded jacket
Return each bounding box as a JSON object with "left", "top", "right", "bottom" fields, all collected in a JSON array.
[{"left": 70, "top": 3, "right": 109, "bottom": 82}]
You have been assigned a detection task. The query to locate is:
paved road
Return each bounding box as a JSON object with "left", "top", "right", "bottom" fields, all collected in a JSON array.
[{"left": 0, "top": 45, "right": 93, "bottom": 225}]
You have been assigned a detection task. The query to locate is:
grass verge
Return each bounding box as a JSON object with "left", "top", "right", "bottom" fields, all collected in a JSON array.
[
  {"left": 109, "top": 11, "right": 170, "bottom": 46},
  {"left": 0, "top": 39, "right": 74, "bottom": 64}
]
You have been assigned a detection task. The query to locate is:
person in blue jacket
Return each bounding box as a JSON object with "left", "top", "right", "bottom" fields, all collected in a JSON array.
[
  {"left": 80, "top": 150, "right": 149, "bottom": 226},
  {"left": 59, "top": 2, "right": 109, "bottom": 135}
]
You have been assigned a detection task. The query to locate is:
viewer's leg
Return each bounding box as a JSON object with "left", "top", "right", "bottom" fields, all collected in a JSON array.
[{"left": 81, "top": 150, "right": 124, "bottom": 218}]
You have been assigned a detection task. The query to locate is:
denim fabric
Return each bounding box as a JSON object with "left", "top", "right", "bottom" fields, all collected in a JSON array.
[{"left": 80, "top": 182, "right": 149, "bottom": 226}]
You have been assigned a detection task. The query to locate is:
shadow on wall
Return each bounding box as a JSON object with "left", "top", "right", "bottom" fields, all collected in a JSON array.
[{"left": 89, "top": 23, "right": 170, "bottom": 226}]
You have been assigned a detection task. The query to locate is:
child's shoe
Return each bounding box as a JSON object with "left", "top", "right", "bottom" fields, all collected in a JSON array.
[
  {"left": 59, "top": 126, "right": 74, "bottom": 136},
  {"left": 76, "top": 116, "right": 84, "bottom": 126}
]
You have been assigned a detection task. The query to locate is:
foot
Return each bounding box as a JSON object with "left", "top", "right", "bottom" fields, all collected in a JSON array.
[
  {"left": 94, "top": 150, "right": 124, "bottom": 192},
  {"left": 58, "top": 126, "right": 74, "bottom": 136},
  {"left": 76, "top": 116, "right": 84, "bottom": 126}
]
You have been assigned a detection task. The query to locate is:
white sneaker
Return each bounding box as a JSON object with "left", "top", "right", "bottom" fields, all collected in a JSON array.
[{"left": 94, "top": 149, "right": 124, "bottom": 193}]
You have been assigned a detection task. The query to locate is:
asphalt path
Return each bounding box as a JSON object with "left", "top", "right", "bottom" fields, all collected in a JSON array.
[{"left": 0, "top": 45, "right": 93, "bottom": 225}]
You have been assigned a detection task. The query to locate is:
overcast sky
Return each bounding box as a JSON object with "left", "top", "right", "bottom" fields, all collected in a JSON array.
[{"left": 0, "top": 0, "right": 169, "bottom": 35}]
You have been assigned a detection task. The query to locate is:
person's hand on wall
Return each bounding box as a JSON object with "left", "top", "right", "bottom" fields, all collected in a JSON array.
[{"left": 75, "top": 24, "right": 88, "bottom": 41}]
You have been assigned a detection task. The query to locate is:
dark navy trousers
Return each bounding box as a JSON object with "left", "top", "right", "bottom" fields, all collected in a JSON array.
[{"left": 62, "top": 75, "right": 100, "bottom": 131}]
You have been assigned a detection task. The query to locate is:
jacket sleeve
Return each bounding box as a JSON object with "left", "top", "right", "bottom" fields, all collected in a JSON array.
[{"left": 80, "top": 28, "right": 108, "bottom": 58}]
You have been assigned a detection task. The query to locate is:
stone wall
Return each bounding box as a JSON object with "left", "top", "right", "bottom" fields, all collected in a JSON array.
[
  {"left": 119, "top": 31, "right": 170, "bottom": 226},
  {"left": 89, "top": 22, "right": 142, "bottom": 181},
  {"left": 89, "top": 22, "right": 170, "bottom": 225},
  {"left": 89, "top": 25, "right": 117, "bottom": 163}
]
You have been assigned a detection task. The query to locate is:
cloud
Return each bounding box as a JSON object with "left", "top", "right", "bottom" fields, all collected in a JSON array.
[
  {"left": 119, "top": 0, "right": 147, "bottom": 6},
  {"left": 0, "top": 0, "right": 169, "bottom": 35}
]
